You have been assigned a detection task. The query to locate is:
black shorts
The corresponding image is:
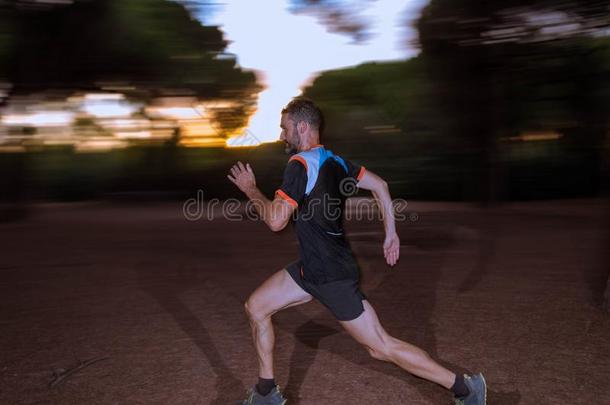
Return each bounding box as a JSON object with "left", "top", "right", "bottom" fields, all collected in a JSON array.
[{"left": 286, "top": 260, "right": 366, "bottom": 321}]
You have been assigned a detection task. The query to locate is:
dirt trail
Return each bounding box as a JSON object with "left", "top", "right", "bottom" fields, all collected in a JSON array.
[{"left": 0, "top": 200, "right": 608, "bottom": 404}]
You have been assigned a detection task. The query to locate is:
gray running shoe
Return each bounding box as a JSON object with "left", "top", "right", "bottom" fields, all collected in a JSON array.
[
  {"left": 237, "top": 385, "right": 287, "bottom": 405},
  {"left": 454, "top": 373, "right": 487, "bottom": 405}
]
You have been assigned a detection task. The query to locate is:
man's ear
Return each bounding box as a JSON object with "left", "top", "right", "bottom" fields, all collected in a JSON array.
[{"left": 297, "top": 120, "right": 308, "bottom": 135}]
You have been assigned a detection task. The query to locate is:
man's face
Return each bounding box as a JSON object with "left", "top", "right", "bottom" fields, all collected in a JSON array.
[{"left": 280, "top": 113, "right": 300, "bottom": 154}]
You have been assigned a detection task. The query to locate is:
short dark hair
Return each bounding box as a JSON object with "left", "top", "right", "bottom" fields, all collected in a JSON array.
[{"left": 281, "top": 97, "right": 324, "bottom": 133}]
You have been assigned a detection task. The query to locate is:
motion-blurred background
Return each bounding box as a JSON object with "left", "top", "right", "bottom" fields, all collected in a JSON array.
[
  {"left": 1, "top": 3, "right": 609, "bottom": 404},
  {"left": 1, "top": 0, "right": 608, "bottom": 209}
]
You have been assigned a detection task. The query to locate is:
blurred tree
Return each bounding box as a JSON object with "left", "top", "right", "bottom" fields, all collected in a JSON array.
[
  {"left": 304, "top": 57, "right": 468, "bottom": 200},
  {"left": 417, "top": 0, "right": 610, "bottom": 202},
  {"left": 302, "top": 0, "right": 609, "bottom": 201},
  {"left": 288, "top": 0, "right": 374, "bottom": 43},
  {"left": 0, "top": 0, "right": 261, "bottom": 135}
]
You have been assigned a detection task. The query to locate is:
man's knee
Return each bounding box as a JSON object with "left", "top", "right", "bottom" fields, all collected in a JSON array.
[
  {"left": 244, "top": 298, "right": 255, "bottom": 318},
  {"left": 367, "top": 345, "right": 392, "bottom": 362},
  {"left": 365, "top": 337, "right": 394, "bottom": 362},
  {"left": 244, "top": 296, "right": 268, "bottom": 323},
  {"left": 367, "top": 337, "right": 433, "bottom": 368}
]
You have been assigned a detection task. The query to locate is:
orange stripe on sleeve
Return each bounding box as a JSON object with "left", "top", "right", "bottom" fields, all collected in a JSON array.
[
  {"left": 275, "top": 189, "right": 298, "bottom": 208},
  {"left": 289, "top": 155, "right": 308, "bottom": 171},
  {"left": 357, "top": 166, "right": 366, "bottom": 181}
]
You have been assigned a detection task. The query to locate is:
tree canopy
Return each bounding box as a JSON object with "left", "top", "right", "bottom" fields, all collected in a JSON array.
[{"left": 0, "top": 0, "right": 261, "bottom": 134}]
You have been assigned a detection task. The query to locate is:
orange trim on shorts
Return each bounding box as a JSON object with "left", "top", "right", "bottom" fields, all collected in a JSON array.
[
  {"left": 357, "top": 166, "right": 366, "bottom": 181},
  {"left": 275, "top": 189, "right": 298, "bottom": 208},
  {"left": 289, "top": 155, "right": 308, "bottom": 171},
  {"left": 312, "top": 144, "right": 324, "bottom": 148}
]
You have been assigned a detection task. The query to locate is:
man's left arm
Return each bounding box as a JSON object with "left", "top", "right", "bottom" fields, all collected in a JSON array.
[
  {"left": 356, "top": 169, "right": 400, "bottom": 267},
  {"left": 227, "top": 161, "right": 295, "bottom": 232}
]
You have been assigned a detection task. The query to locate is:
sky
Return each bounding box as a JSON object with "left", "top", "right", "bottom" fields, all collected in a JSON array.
[{"left": 196, "top": 0, "right": 427, "bottom": 145}]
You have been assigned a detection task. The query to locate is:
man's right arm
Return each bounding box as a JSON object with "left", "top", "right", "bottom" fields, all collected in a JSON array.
[{"left": 357, "top": 170, "right": 400, "bottom": 267}]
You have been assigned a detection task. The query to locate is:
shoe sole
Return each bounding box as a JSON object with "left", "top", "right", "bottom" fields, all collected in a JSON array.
[
  {"left": 235, "top": 399, "right": 286, "bottom": 405},
  {"left": 479, "top": 373, "right": 487, "bottom": 405}
]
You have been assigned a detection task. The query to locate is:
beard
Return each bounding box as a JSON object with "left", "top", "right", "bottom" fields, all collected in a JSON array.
[
  {"left": 284, "top": 142, "right": 298, "bottom": 155},
  {"left": 284, "top": 124, "right": 300, "bottom": 154}
]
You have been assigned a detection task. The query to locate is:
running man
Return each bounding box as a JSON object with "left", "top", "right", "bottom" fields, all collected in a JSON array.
[{"left": 228, "top": 98, "right": 486, "bottom": 405}]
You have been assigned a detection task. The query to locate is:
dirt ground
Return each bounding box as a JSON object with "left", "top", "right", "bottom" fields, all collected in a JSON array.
[{"left": 1, "top": 199, "right": 609, "bottom": 405}]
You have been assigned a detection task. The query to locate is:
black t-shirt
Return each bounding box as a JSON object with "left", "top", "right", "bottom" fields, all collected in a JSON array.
[{"left": 275, "top": 145, "right": 366, "bottom": 284}]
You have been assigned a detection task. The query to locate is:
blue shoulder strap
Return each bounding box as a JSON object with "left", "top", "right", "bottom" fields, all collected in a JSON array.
[{"left": 294, "top": 146, "right": 348, "bottom": 195}]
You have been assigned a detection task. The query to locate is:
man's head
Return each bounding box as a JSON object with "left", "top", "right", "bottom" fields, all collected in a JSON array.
[{"left": 280, "top": 97, "right": 323, "bottom": 154}]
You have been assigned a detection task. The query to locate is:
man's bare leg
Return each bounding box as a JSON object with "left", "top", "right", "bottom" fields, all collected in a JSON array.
[
  {"left": 340, "top": 300, "right": 455, "bottom": 388},
  {"left": 244, "top": 269, "right": 312, "bottom": 379}
]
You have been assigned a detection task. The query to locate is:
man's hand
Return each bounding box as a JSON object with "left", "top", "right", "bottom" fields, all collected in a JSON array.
[
  {"left": 227, "top": 161, "right": 256, "bottom": 195},
  {"left": 383, "top": 232, "right": 400, "bottom": 267},
  {"left": 226, "top": 161, "right": 292, "bottom": 232}
]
